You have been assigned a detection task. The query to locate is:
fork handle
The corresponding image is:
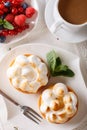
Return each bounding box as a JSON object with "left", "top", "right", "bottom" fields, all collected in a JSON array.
[{"left": 0, "top": 90, "right": 19, "bottom": 106}]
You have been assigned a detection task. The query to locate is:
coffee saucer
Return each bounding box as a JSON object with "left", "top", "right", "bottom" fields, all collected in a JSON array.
[{"left": 45, "top": 0, "right": 87, "bottom": 44}]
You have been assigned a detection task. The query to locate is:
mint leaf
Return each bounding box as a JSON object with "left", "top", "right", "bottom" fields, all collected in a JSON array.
[
  {"left": 0, "top": 18, "right": 3, "bottom": 25},
  {"left": 64, "top": 69, "right": 75, "bottom": 77},
  {"left": 56, "top": 57, "right": 61, "bottom": 66},
  {"left": 46, "top": 50, "right": 75, "bottom": 77},
  {"left": 46, "top": 50, "right": 56, "bottom": 72},
  {"left": 51, "top": 69, "right": 74, "bottom": 77},
  {"left": 3, "top": 20, "right": 14, "bottom": 30},
  {"left": 55, "top": 65, "right": 68, "bottom": 72}
]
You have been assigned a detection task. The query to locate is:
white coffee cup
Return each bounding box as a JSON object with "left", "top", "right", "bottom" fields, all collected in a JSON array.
[{"left": 50, "top": 0, "right": 87, "bottom": 33}]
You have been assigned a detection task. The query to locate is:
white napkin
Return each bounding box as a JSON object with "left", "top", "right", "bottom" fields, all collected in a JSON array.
[
  {"left": 0, "top": 95, "right": 7, "bottom": 123},
  {"left": 0, "top": 95, "right": 8, "bottom": 130}
]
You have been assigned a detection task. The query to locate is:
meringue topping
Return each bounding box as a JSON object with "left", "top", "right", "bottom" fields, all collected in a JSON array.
[
  {"left": 7, "top": 54, "right": 48, "bottom": 93},
  {"left": 39, "top": 83, "right": 78, "bottom": 123}
]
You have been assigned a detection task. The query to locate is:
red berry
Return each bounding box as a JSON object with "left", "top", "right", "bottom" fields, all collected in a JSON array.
[
  {"left": 14, "top": 28, "right": 18, "bottom": 35},
  {"left": 21, "top": 26, "right": 26, "bottom": 30},
  {"left": 11, "top": 8, "right": 18, "bottom": 15},
  {"left": 16, "top": 0, "right": 24, "bottom": 2},
  {"left": 25, "top": 7, "right": 36, "bottom": 18},
  {"left": 11, "top": 0, "right": 18, "bottom": 5},
  {"left": 2, "top": 30, "right": 8, "bottom": 36},
  {"left": 0, "top": 4, "right": 4, "bottom": 9},
  {"left": 25, "top": 24, "right": 29, "bottom": 29},
  {"left": 11, "top": 0, "right": 16, "bottom": 4},
  {"left": 21, "top": 24, "right": 29, "bottom": 30},
  {"left": 18, "top": 7, "right": 24, "bottom": 13},
  {"left": 14, "top": 14, "right": 26, "bottom": 26},
  {"left": 5, "top": 14, "right": 14, "bottom": 23},
  {"left": 17, "top": 28, "right": 23, "bottom": 33},
  {"left": 8, "top": 30, "right": 15, "bottom": 35},
  {"left": 8, "top": 0, "right": 13, "bottom": 2},
  {"left": 14, "top": 31, "right": 18, "bottom": 35},
  {"left": 12, "top": 22, "right": 17, "bottom": 27},
  {"left": 3, "top": 7, "right": 8, "bottom": 13}
]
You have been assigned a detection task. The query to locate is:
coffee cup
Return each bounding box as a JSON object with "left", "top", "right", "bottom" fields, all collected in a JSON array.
[{"left": 50, "top": 0, "right": 87, "bottom": 33}]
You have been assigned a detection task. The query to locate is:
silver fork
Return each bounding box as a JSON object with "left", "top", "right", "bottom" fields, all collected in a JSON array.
[{"left": 0, "top": 90, "right": 42, "bottom": 124}]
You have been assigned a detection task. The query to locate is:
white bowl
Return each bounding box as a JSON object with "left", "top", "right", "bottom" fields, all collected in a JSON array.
[{"left": 1, "top": 0, "right": 39, "bottom": 45}]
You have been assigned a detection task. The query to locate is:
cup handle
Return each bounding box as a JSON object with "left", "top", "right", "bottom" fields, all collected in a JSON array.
[{"left": 50, "top": 20, "right": 63, "bottom": 33}]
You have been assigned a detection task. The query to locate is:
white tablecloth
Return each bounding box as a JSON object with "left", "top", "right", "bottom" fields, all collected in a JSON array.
[{"left": 0, "top": 0, "right": 87, "bottom": 129}]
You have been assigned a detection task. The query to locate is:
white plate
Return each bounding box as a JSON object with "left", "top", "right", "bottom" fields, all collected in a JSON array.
[
  {"left": 45, "top": 0, "right": 87, "bottom": 44},
  {"left": 0, "top": 43, "right": 87, "bottom": 130},
  {"left": 2, "top": 0, "right": 39, "bottom": 45}
]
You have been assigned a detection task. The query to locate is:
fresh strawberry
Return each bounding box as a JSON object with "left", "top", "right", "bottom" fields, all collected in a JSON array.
[
  {"left": 5, "top": 14, "right": 14, "bottom": 23},
  {"left": 25, "top": 7, "right": 36, "bottom": 18},
  {"left": 14, "top": 14, "right": 26, "bottom": 26}
]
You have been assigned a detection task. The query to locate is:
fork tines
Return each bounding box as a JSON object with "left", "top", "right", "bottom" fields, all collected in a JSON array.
[{"left": 24, "top": 107, "right": 42, "bottom": 124}]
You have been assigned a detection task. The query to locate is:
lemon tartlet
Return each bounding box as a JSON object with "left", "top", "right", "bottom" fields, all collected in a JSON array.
[
  {"left": 38, "top": 83, "right": 78, "bottom": 123},
  {"left": 7, "top": 54, "right": 48, "bottom": 93}
]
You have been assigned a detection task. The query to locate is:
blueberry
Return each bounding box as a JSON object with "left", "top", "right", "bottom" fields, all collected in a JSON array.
[
  {"left": 0, "top": 35, "right": 6, "bottom": 43},
  {"left": 0, "top": 25, "right": 4, "bottom": 30},
  {"left": 4, "top": 1, "right": 11, "bottom": 7},
  {"left": 21, "top": 3, "right": 29, "bottom": 9}
]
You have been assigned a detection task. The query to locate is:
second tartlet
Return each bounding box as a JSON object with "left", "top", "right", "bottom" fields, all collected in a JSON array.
[{"left": 38, "top": 83, "right": 78, "bottom": 124}]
